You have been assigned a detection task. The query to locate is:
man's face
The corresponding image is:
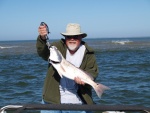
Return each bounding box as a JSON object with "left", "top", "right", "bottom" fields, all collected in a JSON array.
[{"left": 65, "top": 35, "right": 82, "bottom": 52}]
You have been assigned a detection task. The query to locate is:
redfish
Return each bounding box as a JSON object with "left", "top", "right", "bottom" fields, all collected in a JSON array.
[{"left": 49, "top": 46, "right": 110, "bottom": 98}]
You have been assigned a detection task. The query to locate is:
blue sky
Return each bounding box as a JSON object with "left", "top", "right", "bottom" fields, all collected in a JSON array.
[{"left": 0, "top": 0, "right": 150, "bottom": 41}]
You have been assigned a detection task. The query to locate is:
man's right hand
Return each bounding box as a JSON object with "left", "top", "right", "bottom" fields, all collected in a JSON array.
[{"left": 38, "top": 25, "right": 48, "bottom": 40}]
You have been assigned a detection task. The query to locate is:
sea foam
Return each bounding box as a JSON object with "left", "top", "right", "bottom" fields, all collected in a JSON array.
[
  {"left": 112, "top": 40, "right": 132, "bottom": 45},
  {"left": 0, "top": 46, "right": 19, "bottom": 49}
]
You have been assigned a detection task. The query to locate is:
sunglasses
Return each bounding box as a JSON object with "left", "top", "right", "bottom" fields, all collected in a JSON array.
[{"left": 65, "top": 35, "right": 80, "bottom": 40}]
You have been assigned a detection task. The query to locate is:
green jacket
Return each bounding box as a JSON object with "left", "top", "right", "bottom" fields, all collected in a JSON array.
[{"left": 36, "top": 36, "right": 99, "bottom": 104}]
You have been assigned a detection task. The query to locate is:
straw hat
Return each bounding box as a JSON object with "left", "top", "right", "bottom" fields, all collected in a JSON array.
[{"left": 61, "top": 23, "right": 87, "bottom": 38}]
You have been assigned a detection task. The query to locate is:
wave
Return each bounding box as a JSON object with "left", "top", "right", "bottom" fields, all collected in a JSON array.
[
  {"left": 112, "top": 40, "right": 133, "bottom": 45},
  {"left": 0, "top": 46, "right": 19, "bottom": 49}
]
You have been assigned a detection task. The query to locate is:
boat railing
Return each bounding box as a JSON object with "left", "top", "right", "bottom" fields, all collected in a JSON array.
[{"left": 0, "top": 104, "right": 150, "bottom": 113}]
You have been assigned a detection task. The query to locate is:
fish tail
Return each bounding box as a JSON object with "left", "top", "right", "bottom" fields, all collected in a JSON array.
[{"left": 93, "top": 83, "right": 110, "bottom": 98}]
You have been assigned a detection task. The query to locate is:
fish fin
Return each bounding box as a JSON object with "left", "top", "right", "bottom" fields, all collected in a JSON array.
[{"left": 93, "top": 83, "right": 110, "bottom": 98}]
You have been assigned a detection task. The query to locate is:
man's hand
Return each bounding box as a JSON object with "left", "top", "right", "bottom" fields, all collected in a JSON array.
[
  {"left": 74, "top": 77, "right": 85, "bottom": 85},
  {"left": 38, "top": 25, "right": 48, "bottom": 40}
]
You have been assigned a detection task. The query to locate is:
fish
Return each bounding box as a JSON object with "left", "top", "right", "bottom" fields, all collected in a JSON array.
[{"left": 49, "top": 46, "right": 110, "bottom": 98}]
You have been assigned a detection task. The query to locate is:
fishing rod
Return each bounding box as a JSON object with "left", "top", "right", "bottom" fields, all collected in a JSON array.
[{"left": 40, "top": 22, "right": 51, "bottom": 49}]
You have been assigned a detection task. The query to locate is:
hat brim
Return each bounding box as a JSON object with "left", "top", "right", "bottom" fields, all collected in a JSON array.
[{"left": 61, "top": 33, "right": 87, "bottom": 38}]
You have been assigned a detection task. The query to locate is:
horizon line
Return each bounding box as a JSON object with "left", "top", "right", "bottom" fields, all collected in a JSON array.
[{"left": 0, "top": 36, "right": 150, "bottom": 42}]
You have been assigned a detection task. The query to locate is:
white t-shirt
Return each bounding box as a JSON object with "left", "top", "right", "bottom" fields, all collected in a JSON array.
[{"left": 59, "top": 45, "right": 86, "bottom": 104}]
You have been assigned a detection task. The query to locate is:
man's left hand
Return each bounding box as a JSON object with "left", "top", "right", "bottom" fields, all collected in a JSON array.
[{"left": 74, "top": 77, "right": 85, "bottom": 85}]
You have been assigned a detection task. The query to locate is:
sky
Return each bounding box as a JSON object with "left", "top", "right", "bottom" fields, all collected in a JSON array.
[{"left": 0, "top": 0, "right": 150, "bottom": 41}]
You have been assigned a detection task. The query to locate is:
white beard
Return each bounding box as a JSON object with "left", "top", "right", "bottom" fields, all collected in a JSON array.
[{"left": 67, "top": 44, "right": 78, "bottom": 51}]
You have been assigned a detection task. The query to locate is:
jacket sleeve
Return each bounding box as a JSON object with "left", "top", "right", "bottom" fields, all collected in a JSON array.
[
  {"left": 36, "top": 35, "right": 50, "bottom": 61},
  {"left": 84, "top": 52, "right": 99, "bottom": 80},
  {"left": 79, "top": 49, "right": 99, "bottom": 104},
  {"left": 80, "top": 42, "right": 99, "bottom": 80}
]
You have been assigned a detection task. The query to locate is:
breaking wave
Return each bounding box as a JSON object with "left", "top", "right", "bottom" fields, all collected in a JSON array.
[
  {"left": 112, "top": 40, "right": 133, "bottom": 45},
  {"left": 0, "top": 46, "right": 19, "bottom": 49}
]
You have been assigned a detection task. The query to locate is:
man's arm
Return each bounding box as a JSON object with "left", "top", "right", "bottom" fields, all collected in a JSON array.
[{"left": 36, "top": 35, "right": 50, "bottom": 61}]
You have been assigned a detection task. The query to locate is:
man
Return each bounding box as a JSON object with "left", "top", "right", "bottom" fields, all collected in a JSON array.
[{"left": 36, "top": 23, "right": 99, "bottom": 113}]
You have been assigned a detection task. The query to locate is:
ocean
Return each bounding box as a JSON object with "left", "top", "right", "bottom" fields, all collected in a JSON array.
[{"left": 0, "top": 37, "right": 150, "bottom": 112}]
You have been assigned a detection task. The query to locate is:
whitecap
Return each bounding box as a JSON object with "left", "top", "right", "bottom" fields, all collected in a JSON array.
[
  {"left": 112, "top": 40, "right": 132, "bottom": 45},
  {"left": 0, "top": 46, "right": 19, "bottom": 49}
]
